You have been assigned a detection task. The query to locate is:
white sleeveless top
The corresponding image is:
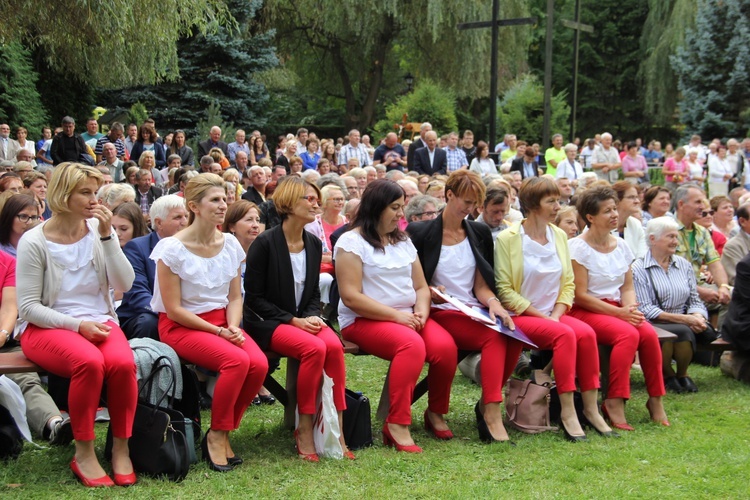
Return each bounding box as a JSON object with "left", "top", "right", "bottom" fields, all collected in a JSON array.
[
  {"left": 431, "top": 237, "right": 481, "bottom": 311},
  {"left": 568, "top": 236, "right": 634, "bottom": 302}
]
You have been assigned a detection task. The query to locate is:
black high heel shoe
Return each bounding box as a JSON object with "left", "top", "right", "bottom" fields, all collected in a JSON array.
[
  {"left": 560, "top": 419, "right": 588, "bottom": 443},
  {"left": 201, "top": 432, "right": 233, "bottom": 472},
  {"left": 474, "top": 402, "right": 515, "bottom": 446},
  {"left": 579, "top": 412, "right": 620, "bottom": 438}
]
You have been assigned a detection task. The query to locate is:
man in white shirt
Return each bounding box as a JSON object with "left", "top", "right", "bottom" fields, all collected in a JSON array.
[
  {"left": 592, "top": 132, "right": 621, "bottom": 183},
  {"left": 338, "top": 129, "right": 371, "bottom": 169}
]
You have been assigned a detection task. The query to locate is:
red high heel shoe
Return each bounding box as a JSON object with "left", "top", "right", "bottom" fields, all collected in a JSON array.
[
  {"left": 113, "top": 471, "right": 137, "bottom": 487},
  {"left": 382, "top": 424, "right": 422, "bottom": 453},
  {"left": 601, "top": 403, "right": 635, "bottom": 432},
  {"left": 70, "top": 458, "right": 114, "bottom": 488},
  {"left": 424, "top": 410, "right": 454, "bottom": 440},
  {"left": 344, "top": 449, "right": 356, "bottom": 460},
  {"left": 294, "top": 429, "right": 319, "bottom": 462},
  {"left": 646, "top": 400, "right": 670, "bottom": 427}
]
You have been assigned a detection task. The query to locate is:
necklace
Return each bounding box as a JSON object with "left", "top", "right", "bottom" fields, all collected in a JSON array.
[{"left": 443, "top": 228, "right": 463, "bottom": 244}]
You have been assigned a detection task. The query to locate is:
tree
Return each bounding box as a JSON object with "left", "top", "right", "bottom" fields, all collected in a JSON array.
[
  {"left": 101, "top": 0, "right": 277, "bottom": 139},
  {"left": 497, "top": 74, "right": 570, "bottom": 145},
  {"left": 264, "top": 0, "right": 532, "bottom": 131},
  {"left": 672, "top": 0, "right": 750, "bottom": 140},
  {"left": 638, "top": 0, "right": 697, "bottom": 125},
  {"left": 373, "top": 80, "right": 458, "bottom": 138},
  {"left": 0, "top": 42, "right": 49, "bottom": 134},
  {"left": 0, "top": 0, "right": 233, "bottom": 88}
]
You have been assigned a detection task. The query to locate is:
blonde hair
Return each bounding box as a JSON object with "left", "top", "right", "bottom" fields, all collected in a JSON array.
[
  {"left": 185, "top": 173, "right": 225, "bottom": 225},
  {"left": 320, "top": 184, "right": 343, "bottom": 205},
  {"left": 138, "top": 150, "right": 155, "bottom": 168},
  {"left": 273, "top": 177, "right": 321, "bottom": 218},
  {"left": 47, "top": 162, "right": 104, "bottom": 214},
  {"left": 97, "top": 183, "right": 135, "bottom": 209}
]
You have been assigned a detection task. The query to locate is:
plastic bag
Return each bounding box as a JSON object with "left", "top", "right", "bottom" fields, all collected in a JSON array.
[{"left": 313, "top": 372, "right": 343, "bottom": 459}]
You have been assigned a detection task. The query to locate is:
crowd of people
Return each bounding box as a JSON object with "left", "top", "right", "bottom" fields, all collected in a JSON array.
[{"left": 1, "top": 117, "right": 750, "bottom": 487}]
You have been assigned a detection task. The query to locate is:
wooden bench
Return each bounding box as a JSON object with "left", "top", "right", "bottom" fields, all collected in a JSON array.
[
  {"left": 697, "top": 338, "right": 737, "bottom": 352},
  {"left": 0, "top": 350, "right": 40, "bottom": 375}
]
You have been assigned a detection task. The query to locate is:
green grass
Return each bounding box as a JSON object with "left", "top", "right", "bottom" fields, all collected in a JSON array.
[{"left": 3, "top": 356, "right": 749, "bottom": 499}]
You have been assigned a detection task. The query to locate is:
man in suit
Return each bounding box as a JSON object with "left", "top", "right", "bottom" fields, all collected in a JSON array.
[
  {"left": 197, "top": 126, "right": 229, "bottom": 157},
  {"left": 413, "top": 131, "right": 447, "bottom": 176},
  {"left": 242, "top": 165, "right": 267, "bottom": 205},
  {"left": 406, "top": 122, "right": 432, "bottom": 170},
  {"left": 0, "top": 123, "right": 21, "bottom": 162},
  {"left": 721, "top": 203, "right": 750, "bottom": 286},
  {"left": 509, "top": 147, "right": 540, "bottom": 180},
  {"left": 117, "top": 195, "right": 189, "bottom": 339},
  {"left": 134, "top": 169, "right": 163, "bottom": 224}
]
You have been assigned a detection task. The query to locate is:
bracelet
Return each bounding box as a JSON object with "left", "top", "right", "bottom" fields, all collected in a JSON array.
[
  {"left": 719, "top": 284, "right": 731, "bottom": 290},
  {"left": 100, "top": 234, "right": 113, "bottom": 241},
  {"left": 216, "top": 326, "right": 223, "bottom": 336},
  {"left": 487, "top": 297, "right": 499, "bottom": 305},
  {"left": 1, "top": 329, "right": 10, "bottom": 344}
]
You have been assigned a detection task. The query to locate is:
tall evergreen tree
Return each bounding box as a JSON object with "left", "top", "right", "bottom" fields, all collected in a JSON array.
[
  {"left": 672, "top": 0, "right": 750, "bottom": 139},
  {"left": 101, "top": 0, "right": 277, "bottom": 139},
  {"left": 0, "top": 42, "right": 49, "bottom": 135}
]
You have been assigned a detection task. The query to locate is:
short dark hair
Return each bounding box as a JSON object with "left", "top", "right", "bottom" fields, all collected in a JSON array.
[
  {"left": 737, "top": 204, "right": 750, "bottom": 221},
  {"left": 642, "top": 185, "right": 670, "bottom": 211},
  {"left": 0, "top": 194, "right": 38, "bottom": 245},
  {"left": 484, "top": 185, "right": 509, "bottom": 208},
  {"left": 351, "top": 180, "right": 407, "bottom": 252},
  {"left": 576, "top": 185, "right": 617, "bottom": 227}
]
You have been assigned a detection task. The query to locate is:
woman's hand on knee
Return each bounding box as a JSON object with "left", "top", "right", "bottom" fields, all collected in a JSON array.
[
  {"left": 291, "top": 317, "right": 322, "bottom": 334},
  {"left": 78, "top": 321, "right": 111, "bottom": 342},
  {"left": 223, "top": 326, "right": 246, "bottom": 346}
]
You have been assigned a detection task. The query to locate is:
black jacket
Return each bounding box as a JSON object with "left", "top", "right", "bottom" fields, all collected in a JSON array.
[
  {"left": 406, "top": 137, "right": 426, "bottom": 170},
  {"left": 721, "top": 252, "right": 750, "bottom": 353},
  {"left": 509, "top": 157, "right": 540, "bottom": 179},
  {"left": 407, "top": 215, "right": 496, "bottom": 293},
  {"left": 242, "top": 186, "right": 265, "bottom": 206},
  {"left": 243, "top": 224, "right": 322, "bottom": 350},
  {"left": 413, "top": 147, "right": 447, "bottom": 176},
  {"left": 50, "top": 132, "right": 87, "bottom": 165}
]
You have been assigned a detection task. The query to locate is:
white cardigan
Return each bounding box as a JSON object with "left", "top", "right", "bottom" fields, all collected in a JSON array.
[{"left": 16, "top": 218, "right": 134, "bottom": 332}]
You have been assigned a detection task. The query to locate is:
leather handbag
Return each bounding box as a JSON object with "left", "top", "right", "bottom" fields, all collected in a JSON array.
[
  {"left": 342, "top": 389, "right": 373, "bottom": 450},
  {"left": 504, "top": 378, "right": 558, "bottom": 434},
  {"left": 105, "top": 358, "right": 190, "bottom": 481}
]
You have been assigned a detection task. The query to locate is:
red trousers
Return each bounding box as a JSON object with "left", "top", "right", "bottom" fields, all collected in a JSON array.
[
  {"left": 570, "top": 306, "right": 665, "bottom": 399},
  {"left": 269, "top": 324, "right": 346, "bottom": 415},
  {"left": 431, "top": 309, "right": 524, "bottom": 404},
  {"left": 159, "top": 309, "right": 268, "bottom": 431},
  {"left": 341, "top": 317, "right": 457, "bottom": 425},
  {"left": 512, "top": 314, "right": 599, "bottom": 394},
  {"left": 21, "top": 321, "right": 137, "bottom": 442}
]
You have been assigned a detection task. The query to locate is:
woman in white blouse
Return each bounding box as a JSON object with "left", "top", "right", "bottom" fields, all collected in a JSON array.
[
  {"left": 152, "top": 173, "right": 268, "bottom": 472},
  {"left": 708, "top": 144, "right": 732, "bottom": 197},
  {"left": 18, "top": 163, "right": 137, "bottom": 487},
  {"left": 469, "top": 141, "right": 497, "bottom": 176},
  {"left": 556, "top": 143, "right": 584, "bottom": 189},
  {"left": 569, "top": 186, "right": 668, "bottom": 430},
  {"left": 336, "top": 180, "right": 457, "bottom": 453},
  {"left": 611, "top": 181, "right": 647, "bottom": 259}
]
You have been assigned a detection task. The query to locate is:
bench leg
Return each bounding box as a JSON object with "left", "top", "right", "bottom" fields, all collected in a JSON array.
[{"left": 283, "top": 358, "right": 300, "bottom": 430}]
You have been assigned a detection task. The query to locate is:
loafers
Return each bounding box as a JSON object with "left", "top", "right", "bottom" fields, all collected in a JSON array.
[
  {"left": 678, "top": 376, "right": 698, "bottom": 393},
  {"left": 664, "top": 377, "right": 684, "bottom": 394}
]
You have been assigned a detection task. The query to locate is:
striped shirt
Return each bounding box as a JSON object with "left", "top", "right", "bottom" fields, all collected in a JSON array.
[
  {"left": 94, "top": 136, "right": 126, "bottom": 157},
  {"left": 632, "top": 251, "right": 708, "bottom": 320},
  {"left": 338, "top": 143, "right": 371, "bottom": 167},
  {"left": 444, "top": 147, "right": 468, "bottom": 172}
]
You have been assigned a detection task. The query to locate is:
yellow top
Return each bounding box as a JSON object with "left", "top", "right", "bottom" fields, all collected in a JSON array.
[{"left": 494, "top": 220, "right": 575, "bottom": 314}]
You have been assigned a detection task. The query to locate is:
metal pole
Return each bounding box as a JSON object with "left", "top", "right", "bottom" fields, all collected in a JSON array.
[
  {"left": 569, "top": 0, "right": 581, "bottom": 142},
  {"left": 542, "top": 0, "right": 554, "bottom": 149},
  {"left": 489, "top": 0, "right": 499, "bottom": 150}
]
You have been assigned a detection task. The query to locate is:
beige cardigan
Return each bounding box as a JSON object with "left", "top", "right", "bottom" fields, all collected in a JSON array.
[{"left": 16, "top": 218, "right": 134, "bottom": 332}]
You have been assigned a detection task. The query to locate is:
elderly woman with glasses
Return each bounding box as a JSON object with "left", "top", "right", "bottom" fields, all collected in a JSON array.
[{"left": 405, "top": 194, "right": 440, "bottom": 223}]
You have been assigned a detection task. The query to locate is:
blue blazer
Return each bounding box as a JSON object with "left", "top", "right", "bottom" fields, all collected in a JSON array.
[{"left": 117, "top": 231, "right": 160, "bottom": 324}]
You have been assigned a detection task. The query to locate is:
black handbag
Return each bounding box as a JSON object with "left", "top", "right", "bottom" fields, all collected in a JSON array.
[
  {"left": 105, "top": 357, "right": 190, "bottom": 481},
  {"left": 342, "top": 389, "right": 373, "bottom": 450},
  {"left": 0, "top": 404, "right": 23, "bottom": 461}
]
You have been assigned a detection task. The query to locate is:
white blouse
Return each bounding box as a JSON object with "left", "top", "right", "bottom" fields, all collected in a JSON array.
[
  {"left": 432, "top": 237, "right": 481, "bottom": 311},
  {"left": 569, "top": 237, "right": 634, "bottom": 302},
  {"left": 150, "top": 234, "right": 246, "bottom": 315},
  {"left": 48, "top": 231, "right": 111, "bottom": 323},
  {"left": 290, "top": 250, "right": 306, "bottom": 309},
  {"left": 334, "top": 230, "right": 418, "bottom": 329},
  {"left": 519, "top": 225, "right": 561, "bottom": 316}
]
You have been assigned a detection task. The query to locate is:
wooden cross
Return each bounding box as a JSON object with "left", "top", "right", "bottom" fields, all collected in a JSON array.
[
  {"left": 542, "top": 0, "right": 593, "bottom": 149},
  {"left": 458, "top": 0, "right": 536, "bottom": 151}
]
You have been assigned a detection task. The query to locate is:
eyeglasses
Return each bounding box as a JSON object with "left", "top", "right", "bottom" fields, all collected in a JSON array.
[
  {"left": 701, "top": 210, "right": 715, "bottom": 217},
  {"left": 624, "top": 195, "right": 640, "bottom": 201},
  {"left": 416, "top": 211, "right": 438, "bottom": 218},
  {"left": 329, "top": 198, "right": 345, "bottom": 203},
  {"left": 300, "top": 195, "right": 320, "bottom": 204},
  {"left": 17, "top": 214, "right": 41, "bottom": 223}
]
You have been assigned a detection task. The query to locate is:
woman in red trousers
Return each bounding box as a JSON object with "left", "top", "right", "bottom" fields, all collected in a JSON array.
[
  {"left": 152, "top": 173, "right": 268, "bottom": 472},
  {"left": 569, "top": 185, "right": 668, "bottom": 429},
  {"left": 495, "top": 176, "right": 612, "bottom": 442},
  {"left": 244, "top": 176, "right": 351, "bottom": 461},
  {"left": 408, "top": 170, "right": 524, "bottom": 444},
  {"left": 336, "top": 180, "right": 457, "bottom": 453},
  {"left": 18, "top": 162, "right": 137, "bottom": 487}
]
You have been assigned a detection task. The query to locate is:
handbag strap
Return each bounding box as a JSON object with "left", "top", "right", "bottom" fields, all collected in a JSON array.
[
  {"left": 646, "top": 267, "right": 665, "bottom": 311},
  {"left": 139, "top": 355, "right": 177, "bottom": 408}
]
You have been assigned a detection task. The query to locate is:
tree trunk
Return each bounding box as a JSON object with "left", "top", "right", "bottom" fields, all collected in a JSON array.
[{"left": 357, "top": 17, "right": 397, "bottom": 131}]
